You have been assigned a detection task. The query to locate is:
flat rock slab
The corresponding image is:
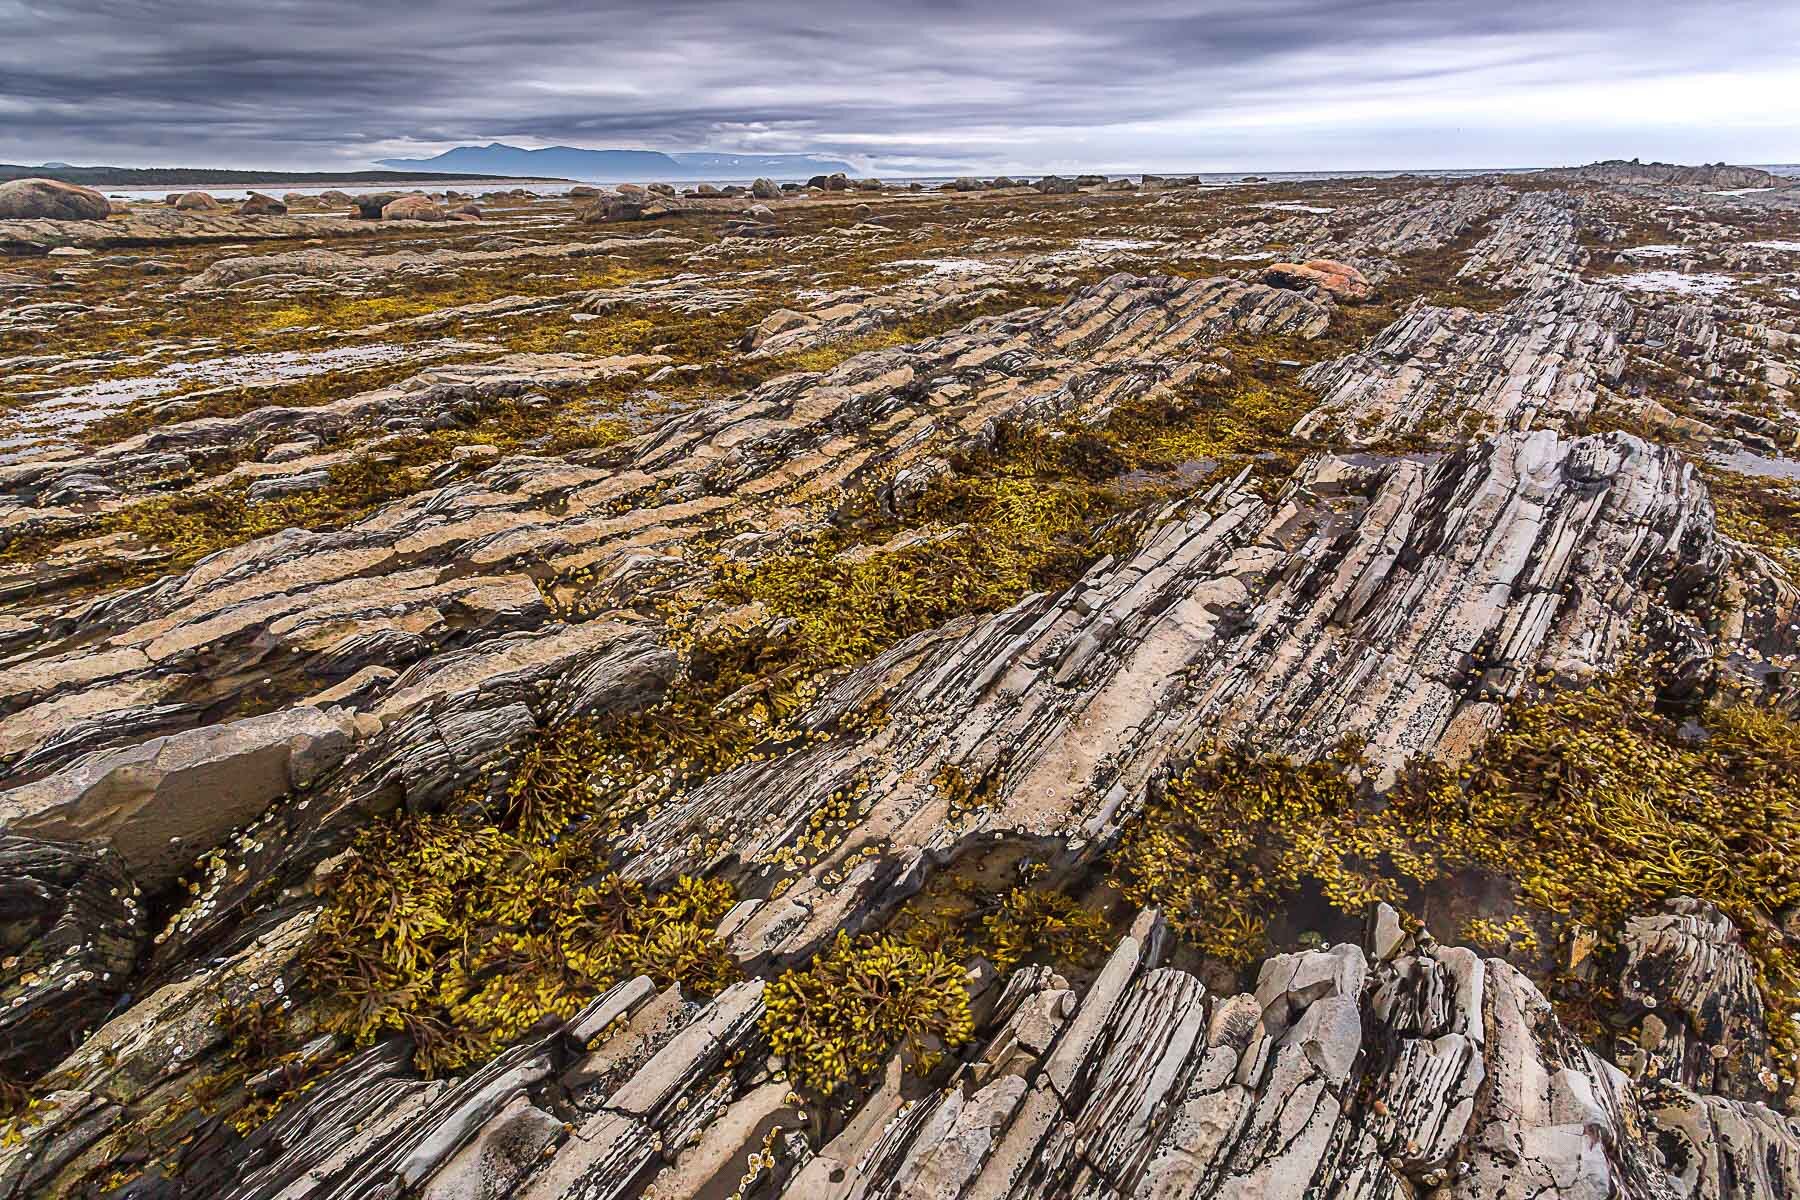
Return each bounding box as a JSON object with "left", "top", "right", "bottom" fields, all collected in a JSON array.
[{"left": 0, "top": 705, "right": 355, "bottom": 888}]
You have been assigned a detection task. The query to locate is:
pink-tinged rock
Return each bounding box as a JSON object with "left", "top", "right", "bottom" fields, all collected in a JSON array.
[
  {"left": 1260, "top": 258, "right": 1374, "bottom": 303},
  {"left": 382, "top": 193, "right": 446, "bottom": 221}
]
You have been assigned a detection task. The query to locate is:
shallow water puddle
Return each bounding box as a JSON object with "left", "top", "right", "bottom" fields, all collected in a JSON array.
[
  {"left": 1075, "top": 237, "right": 1163, "bottom": 252},
  {"left": 1613, "top": 269, "right": 1737, "bottom": 297},
  {"left": 888, "top": 257, "right": 998, "bottom": 277},
  {"left": 0, "top": 339, "right": 475, "bottom": 463},
  {"left": 1711, "top": 448, "right": 1800, "bottom": 481}
]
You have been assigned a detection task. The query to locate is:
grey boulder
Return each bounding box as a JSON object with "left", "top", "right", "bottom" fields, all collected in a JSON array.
[{"left": 0, "top": 177, "right": 112, "bottom": 220}]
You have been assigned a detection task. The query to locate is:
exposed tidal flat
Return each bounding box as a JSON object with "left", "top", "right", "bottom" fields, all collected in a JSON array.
[{"left": 2, "top": 160, "right": 1800, "bottom": 1199}]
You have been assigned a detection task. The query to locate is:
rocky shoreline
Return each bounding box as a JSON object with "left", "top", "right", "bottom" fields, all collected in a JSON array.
[{"left": 2, "top": 163, "right": 1799, "bottom": 1199}]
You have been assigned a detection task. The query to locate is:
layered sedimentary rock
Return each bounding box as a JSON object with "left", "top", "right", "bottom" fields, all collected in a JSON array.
[
  {"left": 1189, "top": 184, "right": 1511, "bottom": 280},
  {"left": 176, "top": 234, "right": 686, "bottom": 295},
  {"left": 623, "top": 427, "right": 1759, "bottom": 969},
  {"left": 0, "top": 272, "right": 1330, "bottom": 782},
  {"left": 13, "top": 902, "right": 1791, "bottom": 1200},
  {"left": 0, "top": 209, "right": 462, "bottom": 255},
  {"left": 1292, "top": 273, "right": 1774, "bottom": 454},
  {"left": 4, "top": 165, "right": 1800, "bottom": 1200}
]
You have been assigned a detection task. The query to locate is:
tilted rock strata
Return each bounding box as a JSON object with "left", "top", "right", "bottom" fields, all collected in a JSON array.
[
  {"left": 624, "top": 428, "right": 1755, "bottom": 966},
  {"left": 0, "top": 209, "right": 473, "bottom": 255},
  {"left": 3, "top": 172, "right": 1800, "bottom": 1200},
  {"left": 0, "top": 273, "right": 1328, "bottom": 782},
  {"left": 1536, "top": 160, "right": 1793, "bottom": 189},
  {"left": 1292, "top": 275, "right": 1773, "bottom": 455},
  {"left": 176, "top": 233, "right": 687, "bottom": 295},
  {"left": 12, "top": 906, "right": 1793, "bottom": 1200}
]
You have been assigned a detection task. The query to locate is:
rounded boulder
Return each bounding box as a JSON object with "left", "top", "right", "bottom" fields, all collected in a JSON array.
[
  {"left": 1259, "top": 259, "right": 1374, "bottom": 304},
  {"left": 236, "top": 192, "right": 288, "bottom": 216},
  {"left": 0, "top": 178, "right": 113, "bottom": 221},
  {"left": 381, "top": 193, "right": 445, "bottom": 221}
]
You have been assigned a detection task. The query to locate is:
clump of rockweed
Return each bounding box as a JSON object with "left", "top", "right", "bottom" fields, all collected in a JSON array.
[
  {"left": 303, "top": 815, "right": 738, "bottom": 1073},
  {"left": 762, "top": 932, "right": 974, "bottom": 1099},
  {"left": 887, "top": 872, "right": 1111, "bottom": 975},
  {"left": 299, "top": 625, "right": 823, "bottom": 1075},
  {"left": 1071, "top": 347, "right": 1326, "bottom": 487},
  {"left": 1706, "top": 466, "right": 1800, "bottom": 578},
  {"left": 1110, "top": 737, "right": 1407, "bottom": 965},
  {"left": 759, "top": 847, "right": 1110, "bottom": 1103},
  {"left": 713, "top": 465, "right": 1141, "bottom": 670},
  {"left": 1108, "top": 673, "right": 1800, "bottom": 1077}
]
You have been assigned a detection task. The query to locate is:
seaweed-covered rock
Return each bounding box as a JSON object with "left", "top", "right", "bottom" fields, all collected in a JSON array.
[{"left": 4, "top": 163, "right": 1799, "bottom": 1200}]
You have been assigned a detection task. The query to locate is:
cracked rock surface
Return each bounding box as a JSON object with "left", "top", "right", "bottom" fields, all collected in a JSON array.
[{"left": 3, "top": 166, "right": 1800, "bottom": 1199}]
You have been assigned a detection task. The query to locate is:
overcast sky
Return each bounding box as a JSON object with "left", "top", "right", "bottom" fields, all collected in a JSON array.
[{"left": 2, "top": 0, "right": 1795, "bottom": 173}]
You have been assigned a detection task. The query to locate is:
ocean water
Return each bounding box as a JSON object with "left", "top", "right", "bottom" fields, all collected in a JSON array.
[
  {"left": 95, "top": 166, "right": 1531, "bottom": 203},
  {"left": 95, "top": 163, "right": 1800, "bottom": 204}
]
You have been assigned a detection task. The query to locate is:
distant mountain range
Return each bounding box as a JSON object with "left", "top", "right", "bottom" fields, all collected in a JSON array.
[
  {"left": 0, "top": 163, "right": 545, "bottom": 188},
  {"left": 374, "top": 143, "right": 858, "bottom": 181}
]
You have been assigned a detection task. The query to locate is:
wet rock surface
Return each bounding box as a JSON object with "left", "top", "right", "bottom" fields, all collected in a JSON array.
[{"left": 3, "top": 165, "right": 1800, "bottom": 1199}]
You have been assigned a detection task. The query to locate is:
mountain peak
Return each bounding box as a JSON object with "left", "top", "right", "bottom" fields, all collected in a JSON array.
[{"left": 374, "top": 142, "right": 857, "bottom": 181}]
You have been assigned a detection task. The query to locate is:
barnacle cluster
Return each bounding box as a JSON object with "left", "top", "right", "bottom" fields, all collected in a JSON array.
[
  {"left": 761, "top": 932, "right": 974, "bottom": 1098},
  {"left": 932, "top": 762, "right": 1006, "bottom": 820}
]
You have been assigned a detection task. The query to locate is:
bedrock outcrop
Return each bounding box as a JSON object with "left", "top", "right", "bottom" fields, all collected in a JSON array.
[{"left": 3, "top": 163, "right": 1798, "bottom": 1200}]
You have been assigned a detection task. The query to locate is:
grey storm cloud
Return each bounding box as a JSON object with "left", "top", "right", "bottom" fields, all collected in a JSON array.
[{"left": 1, "top": 0, "right": 1795, "bottom": 171}]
